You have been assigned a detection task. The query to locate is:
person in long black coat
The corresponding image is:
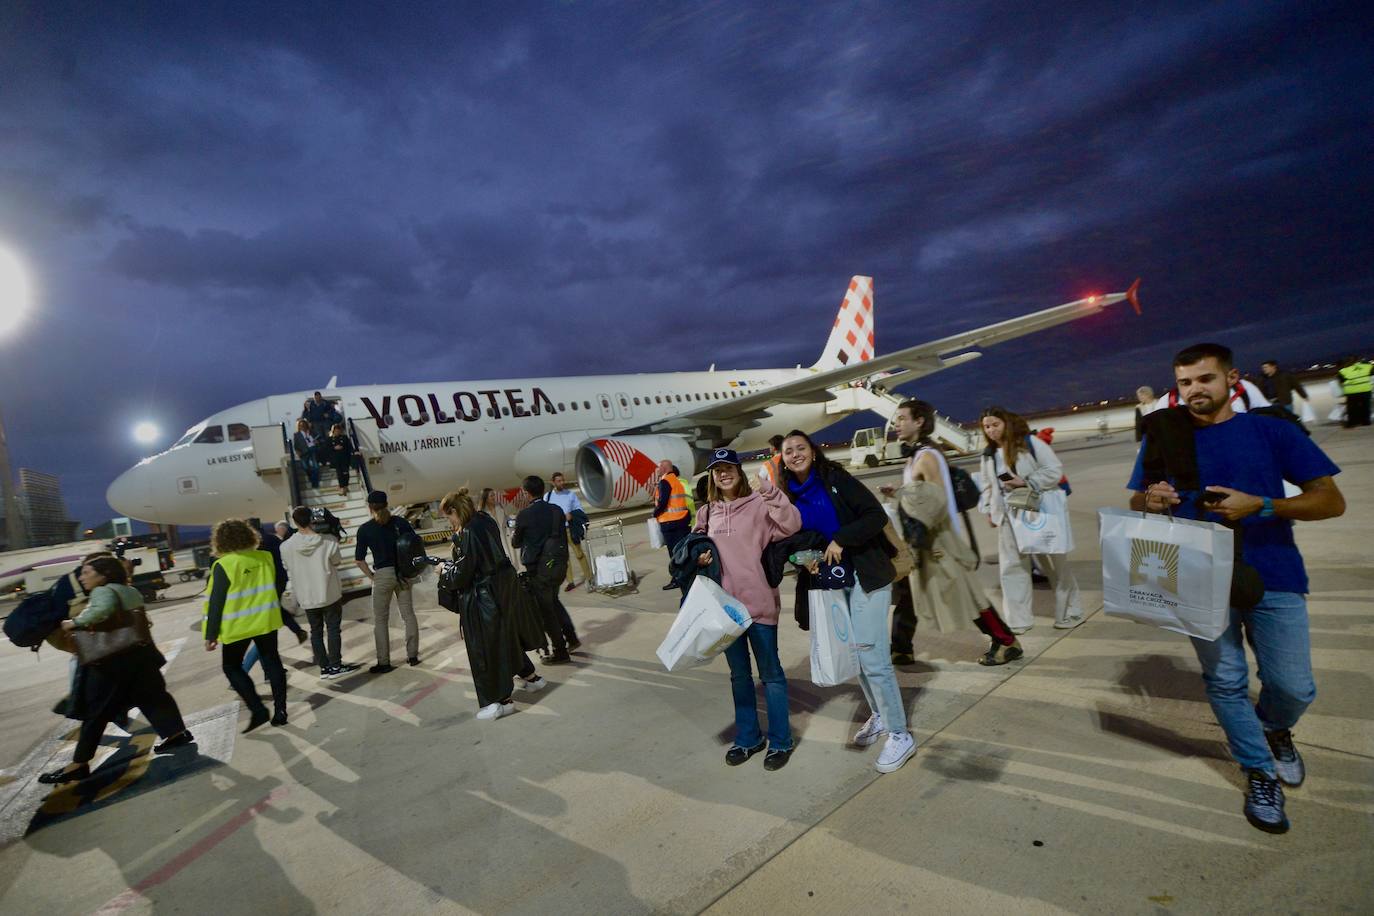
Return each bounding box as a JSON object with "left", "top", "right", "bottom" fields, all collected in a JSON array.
[{"left": 439, "top": 488, "right": 546, "bottom": 721}]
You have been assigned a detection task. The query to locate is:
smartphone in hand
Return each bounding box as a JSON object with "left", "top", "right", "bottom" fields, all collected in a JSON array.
[
  {"left": 997, "top": 472, "right": 1015, "bottom": 482},
  {"left": 1200, "top": 490, "right": 1227, "bottom": 505}
]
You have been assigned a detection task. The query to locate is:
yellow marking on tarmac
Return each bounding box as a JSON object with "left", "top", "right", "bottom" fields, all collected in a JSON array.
[{"left": 93, "top": 735, "right": 157, "bottom": 804}]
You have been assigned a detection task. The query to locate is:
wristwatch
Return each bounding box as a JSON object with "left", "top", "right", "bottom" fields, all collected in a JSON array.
[{"left": 1260, "top": 497, "right": 1275, "bottom": 518}]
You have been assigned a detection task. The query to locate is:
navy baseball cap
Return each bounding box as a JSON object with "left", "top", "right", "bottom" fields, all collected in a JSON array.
[
  {"left": 705, "top": 448, "right": 741, "bottom": 470},
  {"left": 366, "top": 490, "right": 388, "bottom": 506}
]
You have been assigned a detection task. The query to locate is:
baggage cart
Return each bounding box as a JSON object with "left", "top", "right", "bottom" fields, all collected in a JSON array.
[{"left": 583, "top": 519, "right": 638, "bottom": 597}]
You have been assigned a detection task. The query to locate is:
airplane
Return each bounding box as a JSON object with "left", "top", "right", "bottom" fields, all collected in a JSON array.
[{"left": 107, "top": 277, "right": 1141, "bottom": 526}]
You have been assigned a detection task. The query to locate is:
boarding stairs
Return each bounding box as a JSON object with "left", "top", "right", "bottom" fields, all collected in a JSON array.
[{"left": 823, "top": 382, "right": 981, "bottom": 454}]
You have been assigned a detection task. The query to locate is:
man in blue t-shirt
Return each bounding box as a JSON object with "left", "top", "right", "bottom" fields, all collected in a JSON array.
[{"left": 1128, "top": 343, "right": 1345, "bottom": 835}]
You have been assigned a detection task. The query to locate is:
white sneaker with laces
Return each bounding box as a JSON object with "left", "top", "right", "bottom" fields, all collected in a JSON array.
[
  {"left": 853, "top": 713, "right": 885, "bottom": 747},
  {"left": 516, "top": 676, "right": 547, "bottom": 692},
  {"left": 476, "top": 702, "right": 514, "bottom": 721},
  {"left": 875, "top": 731, "right": 917, "bottom": 773}
]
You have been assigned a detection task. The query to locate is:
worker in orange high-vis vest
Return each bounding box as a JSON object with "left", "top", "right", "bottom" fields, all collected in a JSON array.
[
  {"left": 758, "top": 435, "right": 785, "bottom": 485},
  {"left": 655, "top": 460, "right": 693, "bottom": 593}
]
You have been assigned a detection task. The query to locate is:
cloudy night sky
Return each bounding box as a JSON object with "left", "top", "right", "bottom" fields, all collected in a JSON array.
[{"left": 1, "top": 1, "right": 1371, "bottom": 530}]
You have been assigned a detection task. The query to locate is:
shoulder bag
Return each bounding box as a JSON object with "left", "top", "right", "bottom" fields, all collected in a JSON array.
[{"left": 72, "top": 591, "right": 153, "bottom": 665}]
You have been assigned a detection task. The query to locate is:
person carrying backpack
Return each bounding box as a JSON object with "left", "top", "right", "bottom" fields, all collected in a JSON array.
[
  {"left": 978, "top": 406, "right": 1084, "bottom": 633},
  {"left": 883, "top": 399, "right": 1022, "bottom": 666},
  {"left": 511, "top": 475, "right": 580, "bottom": 664},
  {"left": 354, "top": 490, "right": 425, "bottom": 673}
]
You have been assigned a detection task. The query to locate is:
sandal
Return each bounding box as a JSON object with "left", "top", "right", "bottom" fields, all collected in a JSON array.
[
  {"left": 37, "top": 763, "right": 90, "bottom": 785},
  {"left": 978, "top": 640, "right": 1025, "bottom": 667}
]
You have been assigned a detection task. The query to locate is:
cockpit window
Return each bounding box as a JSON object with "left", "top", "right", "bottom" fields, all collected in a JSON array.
[
  {"left": 193, "top": 425, "right": 225, "bottom": 444},
  {"left": 227, "top": 423, "right": 251, "bottom": 442}
]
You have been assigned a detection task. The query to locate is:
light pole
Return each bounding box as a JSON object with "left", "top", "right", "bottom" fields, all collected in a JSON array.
[{"left": 0, "top": 244, "right": 32, "bottom": 551}]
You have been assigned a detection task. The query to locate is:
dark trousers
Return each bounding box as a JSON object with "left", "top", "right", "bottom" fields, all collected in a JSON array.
[
  {"left": 890, "top": 577, "right": 917, "bottom": 656},
  {"left": 332, "top": 460, "right": 351, "bottom": 489},
  {"left": 305, "top": 601, "right": 343, "bottom": 669},
  {"left": 1345, "top": 391, "right": 1371, "bottom": 427},
  {"left": 530, "top": 581, "right": 575, "bottom": 652},
  {"left": 222, "top": 632, "right": 288, "bottom": 715},
  {"left": 662, "top": 522, "right": 691, "bottom": 601},
  {"left": 74, "top": 674, "right": 187, "bottom": 764}
]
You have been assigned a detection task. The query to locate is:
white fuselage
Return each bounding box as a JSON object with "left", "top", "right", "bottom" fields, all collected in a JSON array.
[{"left": 107, "top": 367, "right": 830, "bottom": 526}]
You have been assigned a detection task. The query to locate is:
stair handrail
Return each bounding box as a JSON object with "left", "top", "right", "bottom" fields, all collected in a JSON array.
[
  {"left": 280, "top": 422, "right": 302, "bottom": 515},
  {"left": 347, "top": 417, "right": 375, "bottom": 495}
]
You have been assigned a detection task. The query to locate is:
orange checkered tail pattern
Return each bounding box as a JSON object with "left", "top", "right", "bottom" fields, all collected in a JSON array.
[{"left": 812, "top": 275, "right": 875, "bottom": 370}]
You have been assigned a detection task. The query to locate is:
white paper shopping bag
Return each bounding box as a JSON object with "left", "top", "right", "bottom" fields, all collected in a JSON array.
[
  {"left": 1008, "top": 490, "right": 1073, "bottom": 555},
  {"left": 1099, "top": 507, "right": 1234, "bottom": 641},
  {"left": 595, "top": 554, "right": 628, "bottom": 588},
  {"left": 656, "top": 577, "right": 751, "bottom": 671},
  {"left": 809, "top": 588, "right": 859, "bottom": 686},
  {"left": 646, "top": 518, "right": 665, "bottom": 550}
]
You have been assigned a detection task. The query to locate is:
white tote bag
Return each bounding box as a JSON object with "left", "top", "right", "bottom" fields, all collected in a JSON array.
[
  {"left": 594, "top": 554, "right": 629, "bottom": 588},
  {"left": 656, "top": 577, "right": 751, "bottom": 671},
  {"left": 1099, "top": 507, "right": 1234, "bottom": 641},
  {"left": 646, "top": 518, "right": 665, "bottom": 550},
  {"left": 1007, "top": 489, "right": 1073, "bottom": 555},
  {"left": 809, "top": 588, "right": 860, "bottom": 687}
]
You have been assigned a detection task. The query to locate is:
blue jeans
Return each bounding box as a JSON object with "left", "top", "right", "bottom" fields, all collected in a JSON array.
[
  {"left": 723, "top": 623, "right": 792, "bottom": 751},
  {"left": 846, "top": 583, "right": 907, "bottom": 735},
  {"left": 1189, "top": 591, "right": 1315, "bottom": 774},
  {"left": 300, "top": 453, "right": 321, "bottom": 488}
]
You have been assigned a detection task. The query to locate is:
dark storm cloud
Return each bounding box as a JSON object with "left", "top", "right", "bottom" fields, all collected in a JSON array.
[{"left": 0, "top": 0, "right": 1371, "bottom": 529}]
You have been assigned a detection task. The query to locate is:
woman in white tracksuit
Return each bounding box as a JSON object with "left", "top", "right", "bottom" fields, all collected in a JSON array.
[{"left": 977, "top": 407, "right": 1083, "bottom": 634}]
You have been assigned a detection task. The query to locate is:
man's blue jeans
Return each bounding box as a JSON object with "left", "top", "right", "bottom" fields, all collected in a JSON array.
[
  {"left": 723, "top": 623, "right": 792, "bottom": 751},
  {"left": 1189, "top": 591, "right": 1316, "bottom": 774}
]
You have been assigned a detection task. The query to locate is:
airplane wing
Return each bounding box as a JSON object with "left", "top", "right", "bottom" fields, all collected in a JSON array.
[{"left": 614, "top": 282, "right": 1140, "bottom": 446}]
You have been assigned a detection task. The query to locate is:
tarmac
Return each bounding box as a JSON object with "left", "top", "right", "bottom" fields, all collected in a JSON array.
[{"left": 0, "top": 425, "right": 1369, "bottom": 915}]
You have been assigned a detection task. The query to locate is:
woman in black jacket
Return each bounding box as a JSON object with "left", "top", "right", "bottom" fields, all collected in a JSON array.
[
  {"left": 777, "top": 430, "right": 915, "bottom": 774},
  {"left": 325, "top": 423, "right": 354, "bottom": 496},
  {"left": 440, "top": 488, "right": 545, "bottom": 721}
]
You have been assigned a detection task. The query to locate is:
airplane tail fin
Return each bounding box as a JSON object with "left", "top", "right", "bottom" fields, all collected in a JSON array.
[{"left": 812, "top": 276, "right": 875, "bottom": 370}]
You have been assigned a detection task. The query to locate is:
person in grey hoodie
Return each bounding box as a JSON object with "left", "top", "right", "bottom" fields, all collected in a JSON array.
[{"left": 280, "top": 506, "right": 355, "bottom": 678}]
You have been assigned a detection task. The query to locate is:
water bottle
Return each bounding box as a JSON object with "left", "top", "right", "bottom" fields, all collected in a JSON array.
[{"left": 789, "top": 549, "right": 824, "bottom": 567}]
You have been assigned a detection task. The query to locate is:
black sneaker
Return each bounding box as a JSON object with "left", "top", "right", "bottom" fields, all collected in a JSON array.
[
  {"left": 543, "top": 650, "right": 573, "bottom": 665},
  {"left": 1265, "top": 729, "right": 1305, "bottom": 787},
  {"left": 566, "top": 637, "right": 582, "bottom": 652},
  {"left": 725, "top": 740, "right": 766, "bottom": 766},
  {"left": 763, "top": 747, "right": 794, "bottom": 771},
  {"left": 243, "top": 708, "right": 270, "bottom": 734},
  {"left": 153, "top": 731, "right": 196, "bottom": 754},
  {"left": 1243, "top": 769, "right": 1289, "bottom": 834},
  {"left": 407, "top": 656, "right": 420, "bottom": 666},
  {"left": 891, "top": 651, "right": 916, "bottom": 666},
  {"left": 369, "top": 663, "right": 395, "bottom": 674}
]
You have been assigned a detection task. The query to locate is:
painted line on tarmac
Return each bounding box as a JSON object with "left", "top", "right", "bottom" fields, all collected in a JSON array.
[
  {"left": 90, "top": 786, "right": 289, "bottom": 915},
  {"left": 399, "top": 657, "right": 463, "bottom": 711}
]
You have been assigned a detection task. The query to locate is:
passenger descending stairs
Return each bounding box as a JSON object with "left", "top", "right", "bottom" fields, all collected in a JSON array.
[{"left": 292, "top": 466, "right": 374, "bottom": 595}]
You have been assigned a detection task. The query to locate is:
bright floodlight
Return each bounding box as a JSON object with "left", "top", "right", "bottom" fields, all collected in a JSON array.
[
  {"left": 0, "top": 246, "right": 31, "bottom": 336},
  {"left": 133, "top": 422, "right": 160, "bottom": 445}
]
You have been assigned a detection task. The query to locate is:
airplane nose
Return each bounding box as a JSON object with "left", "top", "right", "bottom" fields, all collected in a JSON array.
[{"left": 106, "top": 465, "right": 150, "bottom": 519}]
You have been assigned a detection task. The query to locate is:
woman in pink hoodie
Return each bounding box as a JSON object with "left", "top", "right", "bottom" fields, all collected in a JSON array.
[{"left": 693, "top": 448, "right": 802, "bottom": 771}]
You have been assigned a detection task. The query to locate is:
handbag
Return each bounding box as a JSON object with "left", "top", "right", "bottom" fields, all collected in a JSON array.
[
  {"left": 1004, "top": 487, "right": 1041, "bottom": 512},
  {"left": 72, "top": 601, "right": 153, "bottom": 665}
]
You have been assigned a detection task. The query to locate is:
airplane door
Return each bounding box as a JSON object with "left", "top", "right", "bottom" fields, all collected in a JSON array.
[
  {"left": 615, "top": 392, "right": 633, "bottom": 420},
  {"left": 597, "top": 393, "right": 615, "bottom": 421}
]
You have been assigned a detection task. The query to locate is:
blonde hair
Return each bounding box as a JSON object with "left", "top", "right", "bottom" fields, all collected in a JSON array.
[
  {"left": 707, "top": 465, "right": 752, "bottom": 503},
  {"left": 211, "top": 518, "right": 260, "bottom": 556},
  {"left": 330, "top": 422, "right": 346, "bottom": 435},
  {"left": 296, "top": 418, "right": 310, "bottom": 432},
  {"left": 440, "top": 487, "right": 476, "bottom": 526}
]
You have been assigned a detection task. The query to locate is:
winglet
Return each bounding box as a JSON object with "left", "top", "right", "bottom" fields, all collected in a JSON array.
[{"left": 1126, "top": 278, "right": 1142, "bottom": 315}]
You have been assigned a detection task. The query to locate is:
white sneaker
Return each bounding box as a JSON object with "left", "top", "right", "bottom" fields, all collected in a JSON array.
[
  {"left": 853, "top": 713, "right": 885, "bottom": 747},
  {"left": 1053, "top": 616, "right": 1085, "bottom": 630},
  {"left": 476, "top": 702, "right": 514, "bottom": 721},
  {"left": 875, "top": 731, "right": 917, "bottom": 773},
  {"left": 516, "top": 676, "right": 547, "bottom": 692}
]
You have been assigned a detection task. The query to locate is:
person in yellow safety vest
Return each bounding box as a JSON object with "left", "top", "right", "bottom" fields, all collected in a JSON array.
[
  {"left": 758, "top": 435, "right": 785, "bottom": 485},
  {"left": 655, "top": 460, "right": 694, "bottom": 592},
  {"left": 1338, "top": 356, "right": 1372, "bottom": 428},
  {"left": 203, "top": 518, "right": 289, "bottom": 732}
]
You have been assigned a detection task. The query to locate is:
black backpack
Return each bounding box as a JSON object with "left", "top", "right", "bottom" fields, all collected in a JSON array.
[
  {"left": 394, "top": 519, "right": 430, "bottom": 580},
  {"left": 3, "top": 590, "right": 67, "bottom": 649},
  {"left": 311, "top": 506, "right": 346, "bottom": 540},
  {"left": 948, "top": 466, "right": 981, "bottom": 512}
]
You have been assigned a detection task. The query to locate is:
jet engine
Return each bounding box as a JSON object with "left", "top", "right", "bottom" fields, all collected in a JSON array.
[{"left": 575, "top": 435, "right": 701, "bottom": 509}]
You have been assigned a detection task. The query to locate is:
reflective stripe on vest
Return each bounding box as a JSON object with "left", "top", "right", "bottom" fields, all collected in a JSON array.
[
  {"left": 1340, "top": 362, "right": 1372, "bottom": 394},
  {"left": 656, "top": 473, "right": 690, "bottom": 523},
  {"left": 203, "top": 550, "right": 283, "bottom": 643}
]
